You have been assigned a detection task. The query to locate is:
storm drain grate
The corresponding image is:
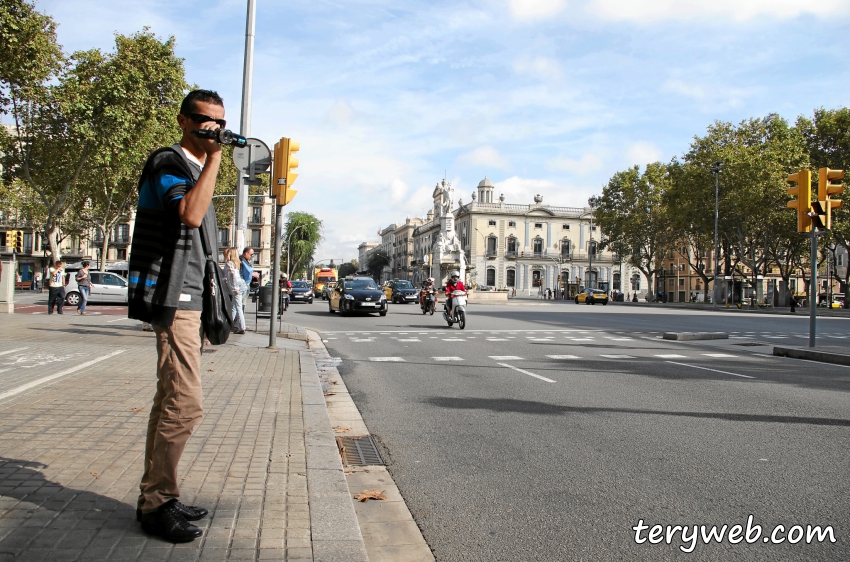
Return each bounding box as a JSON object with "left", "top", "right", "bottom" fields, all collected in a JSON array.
[
  {"left": 733, "top": 342, "right": 768, "bottom": 347},
  {"left": 337, "top": 436, "right": 385, "bottom": 467}
]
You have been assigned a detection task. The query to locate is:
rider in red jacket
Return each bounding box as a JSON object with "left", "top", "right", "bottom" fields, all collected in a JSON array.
[{"left": 445, "top": 270, "right": 466, "bottom": 311}]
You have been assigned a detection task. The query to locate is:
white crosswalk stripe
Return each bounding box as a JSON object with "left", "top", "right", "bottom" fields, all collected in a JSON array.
[
  {"left": 369, "top": 357, "right": 405, "bottom": 362},
  {"left": 432, "top": 357, "right": 464, "bottom": 361},
  {"left": 489, "top": 356, "right": 523, "bottom": 360},
  {"left": 654, "top": 354, "right": 686, "bottom": 358},
  {"left": 398, "top": 339, "right": 420, "bottom": 342},
  {"left": 703, "top": 353, "right": 737, "bottom": 358},
  {"left": 546, "top": 355, "right": 580, "bottom": 359},
  {"left": 599, "top": 354, "right": 636, "bottom": 359}
]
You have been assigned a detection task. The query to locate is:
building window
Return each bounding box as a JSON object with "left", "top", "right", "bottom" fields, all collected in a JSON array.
[
  {"left": 488, "top": 219, "right": 496, "bottom": 226},
  {"left": 588, "top": 240, "right": 597, "bottom": 256},
  {"left": 534, "top": 223, "right": 543, "bottom": 228},
  {"left": 117, "top": 248, "right": 127, "bottom": 260},
  {"left": 486, "top": 268, "right": 496, "bottom": 286},
  {"left": 219, "top": 228, "right": 230, "bottom": 247},
  {"left": 679, "top": 279, "right": 685, "bottom": 286},
  {"left": 250, "top": 229, "right": 261, "bottom": 248},
  {"left": 506, "top": 237, "right": 517, "bottom": 253},
  {"left": 114, "top": 224, "right": 130, "bottom": 243},
  {"left": 533, "top": 237, "right": 543, "bottom": 255},
  {"left": 591, "top": 226, "right": 597, "bottom": 231},
  {"left": 561, "top": 239, "right": 571, "bottom": 257},
  {"left": 506, "top": 269, "right": 515, "bottom": 287},
  {"left": 563, "top": 224, "right": 569, "bottom": 230},
  {"left": 508, "top": 221, "right": 516, "bottom": 227},
  {"left": 251, "top": 207, "right": 262, "bottom": 223},
  {"left": 486, "top": 236, "right": 497, "bottom": 256},
  {"left": 22, "top": 232, "right": 33, "bottom": 253}
]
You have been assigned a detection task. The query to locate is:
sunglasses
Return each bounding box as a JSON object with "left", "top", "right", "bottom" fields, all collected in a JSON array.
[{"left": 185, "top": 113, "right": 226, "bottom": 128}]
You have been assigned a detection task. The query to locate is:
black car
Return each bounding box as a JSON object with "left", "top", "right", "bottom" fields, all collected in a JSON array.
[
  {"left": 386, "top": 280, "right": 419, "bottom": 304},
  {"left": 328, "top": 277, "right": 387, "bottom": 316},
  {"left": 289, "top": 280, "right": 313, "bottom": 304}
]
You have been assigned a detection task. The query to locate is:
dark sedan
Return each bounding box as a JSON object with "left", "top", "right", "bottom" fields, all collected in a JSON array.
[
  {"left": 328, "top": 277, "right": 387, "bottom": 316},
  {"left": 289, "top": 280, "right": 313, "bottom": 304}
]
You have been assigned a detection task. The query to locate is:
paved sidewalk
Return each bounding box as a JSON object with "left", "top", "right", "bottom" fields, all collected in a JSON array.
[{"left": 0, "top": 312, "right": 366, "bottom": 561}]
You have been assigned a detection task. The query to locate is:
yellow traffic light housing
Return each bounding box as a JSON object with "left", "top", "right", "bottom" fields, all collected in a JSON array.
[
  {"left": 8, "top": 230, "right": 23, "bottom": 252},
  {"left": 787, "top": 169, "right": 812, "bottom": 233},
  {"left": 273, "top": 137, "right": 300, "bottom": 206},
  {"left": 815, "top": 167, "right": 844, "bottom": 230}
]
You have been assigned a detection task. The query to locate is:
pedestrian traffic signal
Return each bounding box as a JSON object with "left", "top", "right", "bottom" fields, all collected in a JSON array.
[
  {"left": 816, "top": 167, "right": 844, "bottom": 229},
  {"left": 787, "top": 169, "right": 812, "bottom": 233},
  {"left": 273, "top": 137, "right": 300, "bottom": 206}
]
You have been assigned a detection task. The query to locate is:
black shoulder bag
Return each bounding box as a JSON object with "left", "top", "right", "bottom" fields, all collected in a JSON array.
[{"left": 199, "top": 224, "right": 234, "bottom": 345}]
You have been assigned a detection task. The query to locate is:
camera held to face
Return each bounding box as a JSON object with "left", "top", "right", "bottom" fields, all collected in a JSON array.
[{"left": 191, "top": 128, "right": 247, "bottom": 148}]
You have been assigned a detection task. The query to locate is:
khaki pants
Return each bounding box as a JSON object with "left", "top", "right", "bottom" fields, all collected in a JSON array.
[{"left": 138, "top": 310, "right": 204, "bottom": 514}]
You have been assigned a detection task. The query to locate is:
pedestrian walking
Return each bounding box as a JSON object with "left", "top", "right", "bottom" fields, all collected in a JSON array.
[
  {"left": 127, "top": 89, "right": 226, "bottom": 543},
  {"left": 75, "top": 260, "right": 92, "bottom": 315},
  {"left": 224, "top": 248, "right": 246, "bottom": 334},
  {"left": 35, "top": 272, "right": 42, "bottom": 293},
  {"left": 790, "top": 294, "right": 798, "bottom": 313},
  {"left": 240, "top": 246, "right": 258, "bottom": 289},
  {"left": 47, "top": 260, "right": 65, "bottom": 314}
]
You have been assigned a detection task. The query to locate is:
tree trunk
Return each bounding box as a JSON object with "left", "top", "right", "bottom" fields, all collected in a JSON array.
[{"left": 47, "top": 223, "right": 61, "bottom": 265}]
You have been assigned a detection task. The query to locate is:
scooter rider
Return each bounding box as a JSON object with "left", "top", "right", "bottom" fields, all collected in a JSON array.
[
  {"left": 444, "top": 271, "right": 466, "bottom": 313},
  {"left": 420, "top": 277, "right": 437, "bottom": 309}
]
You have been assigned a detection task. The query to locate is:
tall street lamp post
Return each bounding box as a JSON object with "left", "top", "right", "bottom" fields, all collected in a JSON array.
[
  {"left": 710, "top": 162, "right": 723, "bottom": 310},
  {"left": 587, "top": 196, "right": 600, "bottom": 290}
]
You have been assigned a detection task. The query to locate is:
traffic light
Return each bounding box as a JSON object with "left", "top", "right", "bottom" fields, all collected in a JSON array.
[
  {"left": 7, "top": 230, "right": 22, "bottom": 252},
  {"left": 787, "top": 169, "right": 812, "bottom": 233},
  {"left": 273, "top": 137, "right": 300, "bottom": 206},
  {"left": 816, "top": 167, "right": 845, "bottom": 230}
]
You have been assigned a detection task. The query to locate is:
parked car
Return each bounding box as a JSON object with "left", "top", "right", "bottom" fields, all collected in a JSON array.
[
  {"left": 328, "top": 277, "right": 387, "bottom": 316},
  {"left": 383, "top": 279, "right": 419, "bottom": 304},
  {"left": 64, "top": 271, "right": 129, "bottom": 306},
  {"left": 289, "top": 280, "right": 314, "bottom": 304},
  {"left": 575, "top": 288, "right": 609, "bottom": 305}
]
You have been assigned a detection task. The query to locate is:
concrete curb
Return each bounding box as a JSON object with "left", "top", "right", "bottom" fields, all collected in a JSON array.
[
  {"left": 306, "top": 331, "right": 436, "bottom": 562},
  {"left": 663, "top": 332, "right": 729, "bottom": 341},
  {"left": 773, "top": 346, "right": 850, "bottom": 367},
  {"left": 299, "top": 346, "right": 370, "bottom": 562}
]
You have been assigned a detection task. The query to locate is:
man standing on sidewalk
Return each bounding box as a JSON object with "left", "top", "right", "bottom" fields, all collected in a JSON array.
[
  {"left": 127, "top": 89, "right": 225, "bottom": 543},
  {"left": 75, "top": 260, "right": 92, "bottom": 315},
  {"left": 47, "top": 260, "right": 65, "bottom": 314}
]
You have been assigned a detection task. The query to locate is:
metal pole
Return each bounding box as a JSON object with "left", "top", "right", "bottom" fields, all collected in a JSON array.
[
  {"left": 810, "top": 227, "right": 817, "bottom": 348},
  {"left": 269, "top": 204, "right": 282, "bottom": 348},
  {"left": 235, "top": 0, "right": 257, "bottom": 254},
  {"left": 588, "top": 213, "right": 594, "bottom": 289},
  {"left": 713, "top": 168, "right": 720, "bottom": 310}
]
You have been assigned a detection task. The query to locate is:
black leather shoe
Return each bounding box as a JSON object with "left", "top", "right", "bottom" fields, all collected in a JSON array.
[
  {"left": 137, "top": 501, "right": 208, "bottom": 522},
  {"left": 140, "top": 500, "right": 203, "bottom": 543}
]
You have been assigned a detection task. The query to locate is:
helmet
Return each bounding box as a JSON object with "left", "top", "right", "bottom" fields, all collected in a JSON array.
[
  {"left": 450, "top": 270, "right": 460, "bottom": 279},
  {"left": 427, "top": 277, "right": 434, "bottom": 283},
  {"left": 281, "top": 273, "right": 288, "bottom": 279}
]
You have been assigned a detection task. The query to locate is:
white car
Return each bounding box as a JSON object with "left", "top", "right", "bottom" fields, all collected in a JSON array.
[{"left": 64, "top": 270, "right": 129, "bottom": 306}]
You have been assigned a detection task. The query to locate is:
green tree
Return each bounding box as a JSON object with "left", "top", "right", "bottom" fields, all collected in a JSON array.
[
  {"left": 283, "top": 212, "right": 322, "bottom": 278},
  {"left": 367, "top": 251, "right": 390, "bottom": 281},
  {"left": 77, "top": 29, "right": 187, "bottom": 268},
  {"left": 595, "top": 163, "right": 673, "bottom": 299},
  {"left": 338, "top": 262, "right": 357, "bottom": 277}
]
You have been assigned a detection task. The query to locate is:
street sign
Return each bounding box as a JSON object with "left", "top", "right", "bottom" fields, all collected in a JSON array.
[{"left": 232, "top": 137, "right": 271, "bottom": 178}]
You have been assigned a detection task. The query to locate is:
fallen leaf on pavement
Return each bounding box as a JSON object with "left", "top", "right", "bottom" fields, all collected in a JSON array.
[
  {"left": 90, "top": 472, "right": 98, "bottom": 478},
  {"left": 206, "top": 369, "right": 215, "bottom": 372},
  {"left": 354, "top": 489, "right": 386, "bottom": 502},
  {"left": 132, "top": 408, "right": 142, "bottom": 412},
  {"left": 334, "top": 427, "right": 350, "bottom": 433},
  {"left": 325, "top": 392, "right": 336, "bottom": 396}
]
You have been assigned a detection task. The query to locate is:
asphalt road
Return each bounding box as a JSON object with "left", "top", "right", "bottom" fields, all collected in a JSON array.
[{"left": 281, "top": 300, "right": 850, "bottom": 561}]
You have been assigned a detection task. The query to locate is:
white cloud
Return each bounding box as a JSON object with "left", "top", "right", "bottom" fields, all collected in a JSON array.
[
  {"left": 457, "top": 146, "right": 510, "bottom": 169},
  {"left": 507, "top": 0, "right": 567, "bottom": 19},
  {"left": 494, "top": 176, "right": 596, "bottom": 208},
  {"left": 625, "top": 142, "right": 663, "bottom": 165},
  {"left": 325, "top": 99, "right": 357, "bottom": 125},
  {"left": 587, "top": 0, "right": 850, "bottom": 22},
  {"left": 547, "top": 153, "right": 604, "bottom": 174},
  {"left": 513, "top": 56, "right": 564, "bottom": 84}
]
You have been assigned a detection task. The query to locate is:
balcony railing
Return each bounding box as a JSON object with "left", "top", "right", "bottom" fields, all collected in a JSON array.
[
  {"left": 485, "top": 249, "right": 497, "bottom": 258},
  {"left": 505, "top": 250, "right": 517, "bottom": 259}
]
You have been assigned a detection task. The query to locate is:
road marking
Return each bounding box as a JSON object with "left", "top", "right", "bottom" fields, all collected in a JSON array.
[
  {"left": 0, "top": 348, "right": 28, "bottom": 357},
  {"left": 569, "top": 338, "right": 594, "bottom": 341},
  {"left": 369, "top": 357, "right": 405, "bottom": 362},
  {"left": 655, "top": 354, "right": 686, "bottom": 358},
  {"left": 443, "top": 338, "right": 466, "bottom": 342},
  {"left": 433, "top": 357, "right": 464, "bottom": 361},
  {"left": 609, "top": 338, "right": 633, "bottom": 341},
  {"left": 599, "top": 354, "right": 635, "bottom": 359},
  {"left": 0, "top": 349, "right": 126, "bottom": 402},
  {"left": 398, "top": 339, "right": 420, "bottom": 342},
  {"left": 703, "top": 353, "right": 737, "bottom": 358},
  {"left": 487, "top": 338, "right": 509, "bottom": 342},
  {"left": 351, "top": 339, "right": 374, "bottom": 342},
  {"left": 665, "top": 360, "right": 753, "bottom": 379},
  {"left": 489, "top": 355, "right": 523, "bottom": 360},
  {"left": 496, "top": 362, "right": 556, "bottom": 383},
  {"left": 546, "top": 355, "right": 579, "bottom": 359},
  {"left": 106, "top": 317, "right": 132, "bottom": 323}
]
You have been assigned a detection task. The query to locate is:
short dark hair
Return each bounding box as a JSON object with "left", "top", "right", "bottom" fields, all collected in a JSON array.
[
  {"left": 180, "top": 89, "right": 224, "bottom": 116},
  {"left": 81, "top": 260, "right": 90, "bottom": 267},
  {"left": 242, "top": 247, "right": 254, "bottom": 256}
]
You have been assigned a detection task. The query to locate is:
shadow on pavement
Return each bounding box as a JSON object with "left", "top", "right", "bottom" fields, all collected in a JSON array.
[
  {"left": 423, "top": 397, "right": 850, "bottom": 427},
  {"left": 0, "top": 456, "right": 145, "bottom": 558}
]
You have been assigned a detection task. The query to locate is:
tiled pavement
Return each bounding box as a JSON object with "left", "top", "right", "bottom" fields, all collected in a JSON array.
[{"left": 0, "top": 313, "right": 367, "bottom": 561}]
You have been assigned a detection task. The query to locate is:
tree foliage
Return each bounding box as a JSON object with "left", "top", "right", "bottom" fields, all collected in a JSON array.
[{"left": 283, "top": 212, "right": 322, "bottom": 278}]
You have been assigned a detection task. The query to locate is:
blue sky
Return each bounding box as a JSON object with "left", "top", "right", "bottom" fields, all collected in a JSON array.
[{"left": 38, "top": 0, "right": 850, "bottom": 261}]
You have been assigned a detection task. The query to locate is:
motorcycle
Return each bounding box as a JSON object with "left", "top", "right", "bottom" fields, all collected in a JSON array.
[
  {"left": 443, "top": 290, "right": 467, "bottom": 329},
  {"left": 421, "top": 288, "right": 437, "bottom": 315}
]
